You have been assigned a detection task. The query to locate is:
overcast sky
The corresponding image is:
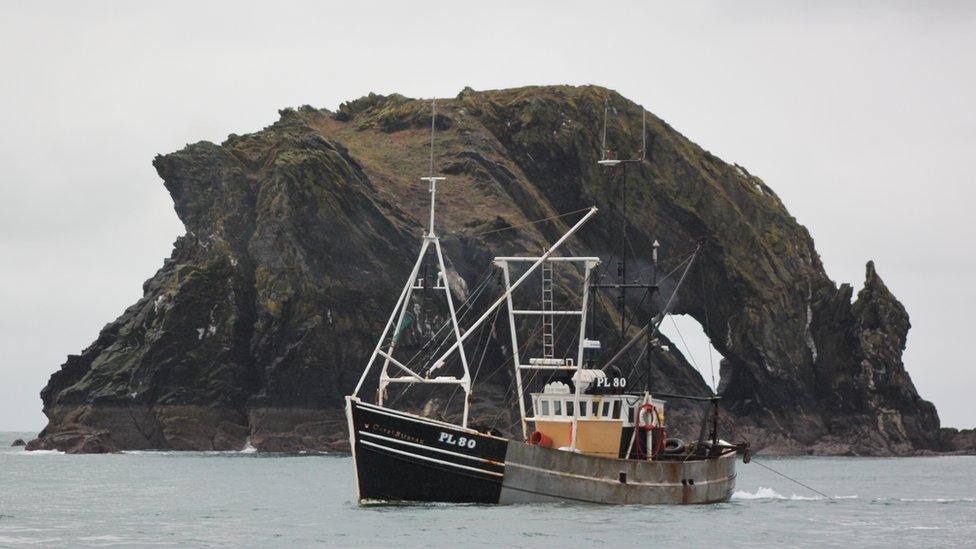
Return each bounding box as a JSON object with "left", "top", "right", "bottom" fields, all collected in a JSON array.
[{"left": 1, "top": 1, "right": 973, "bottom": 431}]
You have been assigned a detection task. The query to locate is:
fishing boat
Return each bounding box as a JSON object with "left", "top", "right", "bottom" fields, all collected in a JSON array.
[{"left": 345, "top": 100, "right": 748, "bottom": 505}]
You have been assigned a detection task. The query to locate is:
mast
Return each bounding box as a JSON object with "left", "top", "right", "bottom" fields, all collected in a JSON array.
[
  {"left": 353, "top": 97, "right": 472, "bottom": 426},
  {"left": 592, "top": 99, "right": 655, "bottom": 391},
  {"left": 495, "top": 254, "right": 600, "bottom": 441}
]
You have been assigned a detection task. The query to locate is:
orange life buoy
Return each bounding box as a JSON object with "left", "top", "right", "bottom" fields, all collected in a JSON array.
[
  {"left": 636, "top": 403, "right": 658, "bottom": 431},
  {"left": 634, "top": 403, "right": 667, "bottom": 458}
]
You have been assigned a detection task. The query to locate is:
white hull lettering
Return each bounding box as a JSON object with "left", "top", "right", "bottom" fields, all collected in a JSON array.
[{"left": 439, "top": 431, "right": 477, "bottom": 449}]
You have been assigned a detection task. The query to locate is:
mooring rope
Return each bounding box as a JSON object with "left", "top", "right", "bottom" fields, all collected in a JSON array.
[{"left": 750, "top": 459, "right": 833, "bottom": 500}]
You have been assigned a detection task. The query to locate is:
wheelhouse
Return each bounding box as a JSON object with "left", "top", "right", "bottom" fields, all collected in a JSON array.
[
  {"left": 529, "top": 392, "right": 665, "bottom": 426},
  {"left": 523, "top": 379, "right": 666, "bottom": 458}
]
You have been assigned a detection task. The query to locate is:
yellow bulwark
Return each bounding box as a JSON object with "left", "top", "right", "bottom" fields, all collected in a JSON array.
[{"left": 574, "top": 419, "right": 625, "bottom": 458}]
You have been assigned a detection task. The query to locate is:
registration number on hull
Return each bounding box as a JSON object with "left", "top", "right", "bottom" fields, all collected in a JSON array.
[{"left": 439, "top": 432, "right": 477, "bottom": 449}]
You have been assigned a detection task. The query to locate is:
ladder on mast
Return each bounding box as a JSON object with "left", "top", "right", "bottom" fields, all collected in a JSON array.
[{"left": 541, "top": 259, "right": 555, "bottom": 359}]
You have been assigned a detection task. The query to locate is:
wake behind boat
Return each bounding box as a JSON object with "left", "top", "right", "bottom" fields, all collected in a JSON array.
[{"left": 346, "top": 100, "right": 748, "bottom": 505}]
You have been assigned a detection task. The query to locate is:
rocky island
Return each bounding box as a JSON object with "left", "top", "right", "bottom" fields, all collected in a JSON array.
[{"left": 28, "top": 85, "right": 964, "bottom": 455}]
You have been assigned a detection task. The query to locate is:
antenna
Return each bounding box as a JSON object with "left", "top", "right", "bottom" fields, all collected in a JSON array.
[
  {"left": 598, "top": 98, "right": 646, "bottom": 165},
  {"left": 641, "top": 109, "right": 646, "bottom": 161},
  {"left": 601, "top": 98, "right": 609, "bottom": 160},
  {"left": 598, "top": 98, "right": 622, "bottom": 166},
  {"left": 428, "top": 99, "right": 436, "bottom": 177},
  {"left": 421, "top": 98, "right": 446, "bottom": 236}
]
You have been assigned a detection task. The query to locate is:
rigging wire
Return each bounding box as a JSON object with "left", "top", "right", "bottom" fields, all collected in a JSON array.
[
  {"left": 469, "top": 306, "right": 504, "bottom": 386},
  {"left": 481, "top": 301, "right": 579, "bottom": 435},
  {"left": 615, "top": 251, "right": 695, "bottom": 377},
  {"left": 482, "top": 321, "right": 547, "bottom": 431},
  {"left": 667, "top": 315, "right": 702, "bottom": 374},
  {"left": 413, "top": 284, "right": 491, "bottom": 371},
  {"left": 418, "top": 273, "right": 492, "bottom": 360},
  {"left": 598, "top": 242, "right": 697, "bottom": 298},
  {"left": 498, "top": 310, "right": 579, "bottom": 434},
  {"left": 619, "top": 286, "right": 650, "bottom": 338},
  {"left": 608, "top": 246, "right": 698, "bottom": 348},
  {"left": 700, "top": 257, "right": 717, "bottom": 391},
  {"left": 442, "top": 305, "right": 503, "bottom": 417},
  {"left": 383, "top": 266, "right": 496, "bottom": 407},
  {"left": 390, "top": 255, "right": 578, "bottom": 423},
  {"left": 467, "top": 207, "right": 592, "bottom": 238},
  {"left": 399, "top": 265, "right": 494, "bottom": 370}
]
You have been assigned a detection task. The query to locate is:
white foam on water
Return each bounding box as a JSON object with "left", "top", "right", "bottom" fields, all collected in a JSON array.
[
  {"left": 733, "top": 487, "right": 812, "bottom": 500},
  {"left": 240, "top": 438, "right": 257, "bottom": 454},
  {"left": 16, "top": 449, "right": 64, "bottom": 456},
  {"left": 122, "top": 442, "right": 263, "bottom": 455},
  {"left": 733, "top": 486, "right": 778, "bottom": 499},
  {"left": 122, "top": 450, "right": 239, "bottom": 456},
  {"left": 732, "top": 487, "right": 857, "bottom": 501},
  {"left": 894, "top": 497, "right": 976, "bottom": 503}
]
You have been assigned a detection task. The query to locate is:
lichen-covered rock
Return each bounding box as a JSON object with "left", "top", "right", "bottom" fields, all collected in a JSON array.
[{"left": 31, "top": 85, "right": 942, "bottom": 455}]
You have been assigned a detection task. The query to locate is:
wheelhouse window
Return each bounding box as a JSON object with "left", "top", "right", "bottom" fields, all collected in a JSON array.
[
  {"left": 602, "top": 401, "right": 611, "bottom": 418},
  {"left": 540, "top": 399, "right": 550, "bottom": 416},
  {"left": 554, "top": 400, "right": 562, "bottom": 416},
  {"left": 612, "top": 400, "right": 622, "bottom": 420},
  {"left": 579, "top": 401, "right": 588, "bottom": 417}
]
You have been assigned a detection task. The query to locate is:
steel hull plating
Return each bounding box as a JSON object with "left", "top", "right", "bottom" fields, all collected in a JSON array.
[
  {"left": 498, "top": 441, "right": 736, "bottom": 504},
  {"left": 346, "top": 397, "right": 736, "bottom": 505}
]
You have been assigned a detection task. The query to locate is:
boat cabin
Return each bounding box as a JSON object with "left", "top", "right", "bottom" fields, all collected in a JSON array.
[{"left": 527, "top": 375, "right": 665, "bottom": 458}]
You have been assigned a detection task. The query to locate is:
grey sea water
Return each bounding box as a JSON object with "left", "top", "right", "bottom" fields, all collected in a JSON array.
[{"left": 1, "top": 431, "right": 973, "bottom": 547}]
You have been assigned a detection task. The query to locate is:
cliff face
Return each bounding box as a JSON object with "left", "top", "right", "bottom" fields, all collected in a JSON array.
[{"left": 30, "top": 85, "right": 942, "bottom": 455}]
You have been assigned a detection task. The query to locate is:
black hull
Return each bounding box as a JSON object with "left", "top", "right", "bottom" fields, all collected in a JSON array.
[{"left": 346, "top": 397, "right": 736, "bottom": 505}]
